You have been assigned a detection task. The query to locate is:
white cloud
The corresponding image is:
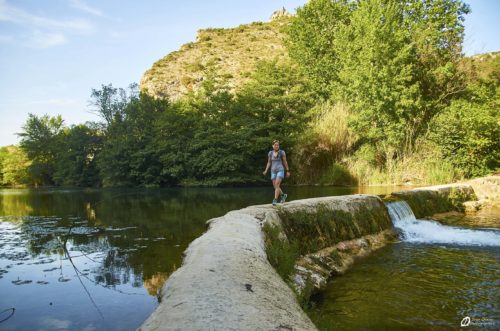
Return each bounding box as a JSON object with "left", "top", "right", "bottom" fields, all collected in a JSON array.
[
  {"left": 30, "top": 30, "right": 67, "bottom": 48},
  {"left": 69, "top": 0, "right": 103, "bottom": 17},
  {"left": 82, "top": 323, "right": 97, "bottom": 331},
  {"left": 0, "top": 0, "right": 95, "bottom": 34}
]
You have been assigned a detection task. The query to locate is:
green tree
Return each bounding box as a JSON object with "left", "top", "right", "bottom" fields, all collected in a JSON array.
[
  {"left": 286, "top": 0, "right": 470, "bottom": 159},
  {"left": 285, "top": 0, "right": 352, "bottom": 97},
  {"left": 429, "top": 81, "right": 500, "bottom": 177},
  {"left": 333, "top": 0, "right": 420, "bottom": 154},
  {"left": 0, "top": 145, "right": 31, "bottom": 186},
  {"left": 182, "top": 76, "right": 246, "bottom": 185},
  {"left": 53, "top": 124, "right": 103, "bottom": 187},
  {"left": 153, "top": 60, "right": 315, "bottom": 186},
  {"left": 233, "top": 60, "right": 315, "bottom": 181},
  {"left": 402, "top": 0, "right": 470, "bottom": 94},
  {"left": 18, "top": 114, "right": 65, "bottom": 185},
  {"left": 98, "top": 92, "right": 168, "bottom": 187},
  {"left": 90, "top": 83, "right": 139, "bottom": 127},
  {"left": 400, "top": 0, "right": 470, "bottom": 137},
  {"left": 236, "top": 60, "right": 315, "bottom": 143},
  {"left": 153, "top": 103, "right": 197, "bottom": 185},
  {"left": 155, "top": 70, "right": 251, "bottom": 186},
  {"left": 0, "top": 147, "right": 5, "bottom": 184}
]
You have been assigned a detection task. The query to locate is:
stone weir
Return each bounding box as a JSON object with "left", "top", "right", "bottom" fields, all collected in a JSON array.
[
  {"left": 391, "top": 183, "right": 477, "bottom": 218},
  {"left": 139, "top": 194, "right": 397, "bottom": 331},
  {"left": 139, "top": 181, "right": 482, "bottom": 330}
]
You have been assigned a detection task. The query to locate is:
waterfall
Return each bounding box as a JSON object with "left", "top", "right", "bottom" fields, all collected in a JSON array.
[{"left": 386, "top": 201, "right": 500, "bottom": 247}]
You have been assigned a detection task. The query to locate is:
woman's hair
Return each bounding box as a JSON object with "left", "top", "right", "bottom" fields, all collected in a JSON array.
[{"left": 272, "top": 140, "right": 280, "bottom": 145}]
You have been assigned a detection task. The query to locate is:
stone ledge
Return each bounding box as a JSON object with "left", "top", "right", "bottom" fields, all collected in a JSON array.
[
  {"left": 139, "top": 210, "right": 316, "bottom": 331},
  {"left": 467, "top": 176, "right": 500, "bottom": 201},
  {"left": 139, "top": 195, "right": 394, "bottom": 331},
  {"left": 292, "top": 229, "right": 398, "bottom": 295},
  {"left": 391, "top": 183, "right": 476, "bottom": 218}
]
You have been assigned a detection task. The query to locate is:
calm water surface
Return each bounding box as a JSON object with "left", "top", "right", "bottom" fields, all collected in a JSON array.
[{"left": 0, "top": 186, "right": 397, "bottom": 330}]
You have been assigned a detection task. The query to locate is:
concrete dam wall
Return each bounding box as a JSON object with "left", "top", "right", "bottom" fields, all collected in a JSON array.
[{"left": 139, "top": 182, "right": 481, "bottom": 331}]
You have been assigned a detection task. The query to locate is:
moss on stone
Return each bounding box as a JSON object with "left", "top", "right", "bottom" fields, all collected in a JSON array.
[
  {"left": 329, "top": 249, "right": 343, "bottom": 265},
  {"left": 276, "top": 202, "right": 392, "bottom": 255},
  {"left": 392, "top": 187, "right": 476, "bottom": 218},
  {"left": 262, "top": 223, "right": 300, "bottom": 281}
]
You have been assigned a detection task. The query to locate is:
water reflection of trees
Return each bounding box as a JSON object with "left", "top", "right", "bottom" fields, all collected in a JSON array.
[{"left": 0, "top": 187, "right": 272, "bottom": 296}]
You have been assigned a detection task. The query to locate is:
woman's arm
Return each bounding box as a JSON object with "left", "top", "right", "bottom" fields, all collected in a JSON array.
[
  {"left": 263, "top": 156, "right": 271, "bottom": 175},
  {"left": 282, "top": 155, "right": 290, "bottom": 177}
]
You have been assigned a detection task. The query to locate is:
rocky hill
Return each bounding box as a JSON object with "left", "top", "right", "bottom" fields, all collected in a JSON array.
[
  {"left": 468, "top": 51, "right": 500, "bottom": 81},
  {"left": 140, "top": 10, "right": 291, "bottom": 100},
  {"left": 141, "top": 8, "right": 499, "bottom": 100}
]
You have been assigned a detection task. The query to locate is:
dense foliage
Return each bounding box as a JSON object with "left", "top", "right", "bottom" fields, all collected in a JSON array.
[
  {"left": 429, "top": 81, "right": 500, "bottom": 177},
  {"left": 8, "top": 61, "right": 312, "bottom": 187},
  {"left": 1, "top": 0, "right": 498, "bottom": 187}
]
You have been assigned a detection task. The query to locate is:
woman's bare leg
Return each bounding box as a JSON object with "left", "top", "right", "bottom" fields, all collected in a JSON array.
[{"left": 273, "top": 178, "right": 283, "bottom": 199}]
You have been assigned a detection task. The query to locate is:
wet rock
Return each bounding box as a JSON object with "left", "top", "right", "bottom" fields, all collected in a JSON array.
[
  {"left": 467, "top": 176, "right": 500, "bottom": 201},
  {"left": 292, "top": 229, "right": 397, "bottom": 296},
  {"left": 463, "top": 200, "right": 485, "bottom": 213},
  {"left": 392, "top": 184, "right": 476, "bottom": 218}
]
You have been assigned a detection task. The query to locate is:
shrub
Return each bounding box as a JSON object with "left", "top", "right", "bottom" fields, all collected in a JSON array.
[{"left": 429, "top": 82, "right": 500, "bottom": 177}]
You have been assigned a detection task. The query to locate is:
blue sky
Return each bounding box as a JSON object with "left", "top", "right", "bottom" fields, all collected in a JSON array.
[{"left": 0, "top": 0, "right": 499, "bottom": 147}]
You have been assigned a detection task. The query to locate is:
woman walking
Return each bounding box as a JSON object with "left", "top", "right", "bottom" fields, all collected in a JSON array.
[{"left": 263, "top": 140, "right": 290, "bottom": 206}]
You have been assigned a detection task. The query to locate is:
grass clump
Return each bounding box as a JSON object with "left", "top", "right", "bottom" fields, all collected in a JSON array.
[
  {"left": 262, "top": 223, "right": 300, "bottom": 281},
  {"left": 329, "top": 249, "right": 343, "bottom": 265},
  {"left": 262, "top": 223, "right": 317, "bottom": 308}
]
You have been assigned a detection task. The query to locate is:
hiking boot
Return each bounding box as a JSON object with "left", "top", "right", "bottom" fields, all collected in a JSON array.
[
  {"left": 272, "top": 199, "right": 278, "bottom": 206},
  {"left": 280, "top": 193, "right": 288, "bottom": 203}
]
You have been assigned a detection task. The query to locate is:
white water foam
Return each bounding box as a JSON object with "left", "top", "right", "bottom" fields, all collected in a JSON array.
[{"left": 386, "top": 201, "right": 500, "bottom": 247}]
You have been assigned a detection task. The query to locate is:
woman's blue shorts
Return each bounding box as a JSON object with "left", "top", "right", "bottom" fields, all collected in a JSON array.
[{"left": 271, "top": 170, "right": 285, "bottom": 180}]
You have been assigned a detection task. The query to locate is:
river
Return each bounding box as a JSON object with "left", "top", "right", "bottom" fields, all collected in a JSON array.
[{"left": 0, "top": 186, "right": 498, "bottom": 330}]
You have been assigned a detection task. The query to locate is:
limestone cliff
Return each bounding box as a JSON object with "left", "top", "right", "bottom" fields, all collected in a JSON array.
[{"left": 140, "top": 14, "right": 291, "bottom": 100}]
